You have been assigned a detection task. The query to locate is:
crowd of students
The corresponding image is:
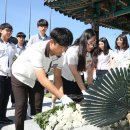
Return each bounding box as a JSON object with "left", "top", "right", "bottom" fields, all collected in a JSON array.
[{"left": 0, "top": 18, "right": 130, "bottom": 130}]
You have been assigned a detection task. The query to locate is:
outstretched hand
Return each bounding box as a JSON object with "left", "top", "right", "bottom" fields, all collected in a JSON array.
[
  {"left": 61, "top": 95, "right": 73, "bottom": 105},
  {"left": 82, "top": 90, "right": 89, "bottom": 96}
]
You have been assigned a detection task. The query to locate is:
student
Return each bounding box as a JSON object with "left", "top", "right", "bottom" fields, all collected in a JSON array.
[
  {"left": 11, "top": 27, "right": 73, "bottom": 130},
  {"left": 11, "top": 32, "right": 26, "bottom": 108},
  {"left": 95, "top": 37, "right": 113, "bottom": 79},
  {"left": 27, "top": 18, "right": 50, "bottom": 46},
  {"left": 110, "top": 34, "right": 130, "bottom": 68},
  {"left": 0, "top": 23, "right": 16, "bottom": 124},
  {"left": 27, "top": 19, "right": 50, "bottom": 118},
  {"left": 15, "top": 32, "right": 26, "bottom": 55},
  {"left": 61, "top": 29, "right": 97, "bottom": 103}
]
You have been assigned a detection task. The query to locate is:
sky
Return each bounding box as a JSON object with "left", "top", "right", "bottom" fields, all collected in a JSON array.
[{"left": 0, "top": 0, "right": 130, "bottom": 49}]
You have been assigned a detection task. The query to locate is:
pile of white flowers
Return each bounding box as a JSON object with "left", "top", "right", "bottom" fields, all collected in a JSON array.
[{"left": 35, "top": 103, "right": 87, "bottom": 130}]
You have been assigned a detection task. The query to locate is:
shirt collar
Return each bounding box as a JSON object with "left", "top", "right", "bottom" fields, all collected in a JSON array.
[
  {"left": 38, "top": 33, "right": 48, "bottom": 41},
  {"left": 0, "top": 37, "right": 11, "bottom": 44},
  {"left": 16, "top": 44, "right": 25, "bottom": 48}
]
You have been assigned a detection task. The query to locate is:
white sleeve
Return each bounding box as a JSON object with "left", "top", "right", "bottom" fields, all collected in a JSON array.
[
  {"left": 109, "top": 49, "right": 114, "bottom": 58},
  {"left": 66, "top": 49, "right": 78, "bottom": 65},
  {"left": 30, "top": 48, "right": 44, "bottom": 68},
  {"left": 126, "top": 48, "right": 130, "bottom": 57},
  {"left": 56, "top": 56, "right": 63, "bottom": 69}
]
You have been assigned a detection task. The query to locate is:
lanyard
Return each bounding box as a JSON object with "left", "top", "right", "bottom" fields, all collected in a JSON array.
[{"left": 47, "top": 61, "right": 52, "bottom": 74}]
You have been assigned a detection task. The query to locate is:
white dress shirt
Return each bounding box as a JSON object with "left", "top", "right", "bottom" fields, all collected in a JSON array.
[
  {"left": 0, "top": 39, "right": 16, "bottom": 77},
  {"left": 12, "top": 40, "right": 63, "bottom": 88}
]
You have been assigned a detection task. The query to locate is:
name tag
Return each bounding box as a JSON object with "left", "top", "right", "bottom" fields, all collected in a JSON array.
[{"left": 51, "top": 64, "right": 58, "bottom": 69}]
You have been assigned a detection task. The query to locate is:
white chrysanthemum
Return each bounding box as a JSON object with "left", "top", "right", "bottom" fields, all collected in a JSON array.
[
  {"left": 48, "top": 114, "right": 57, "bottom": 126},
  {"left": 74, "top": 112, "right": 83, "bottom": 121},
  {"left": 63, "top": 107, "right": 73, "bottom": 115},
  {"left": 58, "top": 120, "right": 67, "bottom": 126},
  {"left": 76, "top": 104, "right": 81, "bottom": 111},
  {"left": 72, "top": 120, "right": 83, "bottom": 128},
  {"left": 81, "top": 118, "right": 88, "bottom": 125},
  {"left": 62, "top": 108, "right": 73, "bottom": 120},
  {"left": 56, "top": 109, "right": 63, "bottom": 116},
  {"left": 54, "top": 120, "right": 70, "bottom": 130},
  {"left": 54, "top": 124, "right": 63, "bottom": 130},
  {"left": 56, "top": 111, "right": 64, "bottom": 122},
  {"left": 45, "top": 125, "right": 52, "bottom": 130},
  {"left": 63, "top": 122, "right": 72, "bottom": 130},
  {"left": 42, "top": 104, "right": 86, "bottom": 130}
]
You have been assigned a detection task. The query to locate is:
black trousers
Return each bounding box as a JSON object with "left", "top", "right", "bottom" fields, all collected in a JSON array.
[
  {"left": 28, "top": 81, "right": 44, "bottom": 115},
  {"left": 11, "top": 90, "right": 15, "bottom": 104},
  {"left": 0, "top": 76, "right": 11, "bottom": 119},
  {"left": 11, "top": 75, "right": 44, "bottom": 130},
  {"left": 62, "top": 77, "right": 84, "bottom": 103}
]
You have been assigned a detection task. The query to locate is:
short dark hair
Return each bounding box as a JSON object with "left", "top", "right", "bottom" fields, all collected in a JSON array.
[
  {"left": 16, "top": 32, "right": 26, "bottom": 38},
  {"left": 50, "top": 27, "right": 73, "bottom": 47},
  {"left": 37, "top": 19, "right": 48, "bottom": 27},
  {"left": 0, "top": 23, "right": 13, "bottom": 31}
]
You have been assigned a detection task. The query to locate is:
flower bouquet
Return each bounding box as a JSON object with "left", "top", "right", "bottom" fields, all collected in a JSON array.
[{"left": 35, "top": 103, "right": 87, "bottom": 130}]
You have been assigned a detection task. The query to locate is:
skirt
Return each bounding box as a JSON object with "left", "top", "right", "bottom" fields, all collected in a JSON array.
[{"left": 62, "top": 77, "right": 84, "bottom": 103}]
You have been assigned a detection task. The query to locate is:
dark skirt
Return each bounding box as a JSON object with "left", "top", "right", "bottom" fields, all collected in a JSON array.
[{"left": 62, "top": 77, "right": 84, "bottom": 103}]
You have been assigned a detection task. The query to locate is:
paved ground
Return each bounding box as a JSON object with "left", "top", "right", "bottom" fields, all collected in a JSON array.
[
  {"left": 0, "top": 96, "right": 54, "bottom": 130},
  {"left": 1, "top": 96, "right": 130, "bottom": 130}
]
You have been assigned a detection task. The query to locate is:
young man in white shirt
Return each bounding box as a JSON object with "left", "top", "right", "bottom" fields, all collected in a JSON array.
[
  {"left": 27, "top": 19, "right": 50, "bottom": 46},
  {"left": 0, "top": 23, "right": 16, "bottom": 124},
  {"left": 26, "top": 19, "right": 50, "bottom": 118},
  {"left": 11, "top": 27, "right": 73, "bottom": 130}
]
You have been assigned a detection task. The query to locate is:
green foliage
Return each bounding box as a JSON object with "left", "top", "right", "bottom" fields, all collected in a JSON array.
[
  {"left": 81, "top": 67, "right": 130, "bottom": 127},
  {"left": 35, "top": 103, "right": 76, "bottom": 130}
]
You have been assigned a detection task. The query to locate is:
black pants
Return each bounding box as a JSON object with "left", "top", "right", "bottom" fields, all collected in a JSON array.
[
  {"left": 11, "top": 75, "right": 44, "bottom": 130},
  {"left": 0, "top": 76, "right": 11, "bottom": 119},
  {"left": 28, "top": 81, "right": 44, "bottom": 115},
  {"left": 62, "top": 77, "right": 83, "bottom": 103},
  {"left": 11, "top": 90, "right": 15, "bottom": 104}
]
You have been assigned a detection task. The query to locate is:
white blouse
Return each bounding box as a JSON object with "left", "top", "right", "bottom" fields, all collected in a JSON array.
[
  {"left": 97, "top": 49, "right": 113, "bottom": 70},
  {"left": 111, "top": 48, "right": 130, "bottom": 68}
]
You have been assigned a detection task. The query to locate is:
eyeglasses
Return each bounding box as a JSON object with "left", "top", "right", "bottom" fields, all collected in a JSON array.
[
  {"left": 4, "top": 28, "right": 13, "bottom": 33},
  {"left": 87, "top": 43, "right": 97, "bottom": 48}
]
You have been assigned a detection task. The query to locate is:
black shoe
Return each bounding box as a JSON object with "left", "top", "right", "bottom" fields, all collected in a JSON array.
[{"left": 0, "top": 117, "right": 13, "bottom": 124}]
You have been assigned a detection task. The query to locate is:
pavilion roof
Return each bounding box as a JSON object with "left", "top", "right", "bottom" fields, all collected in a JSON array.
[{"left": 44, "top": 0, "right": 130, "bottom": 33}]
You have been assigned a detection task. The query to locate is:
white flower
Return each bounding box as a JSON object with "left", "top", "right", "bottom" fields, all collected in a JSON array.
[
  {"left": 45, "top": 125, "right": 52, "bottom": 130},
  {"left": 76, "top": 104, "right": 81, "bottom": 111},
  {"left": 54, "top": 124, "right": 63, "bottom": 130},
  {"left": 63, "top": 123, "right": 72, "bottom": 130},
  {"left": 48, "top": 114, "right": 57, "bottom": 126},
  {"left": 35, "top": 103, "right": 86, "bottom": 130},
  {"left": 56, "top": 110, "right": 64, "bottom": 122},
  {"left": 72, "top": 120, "right": 83, "bottom": 128}
]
